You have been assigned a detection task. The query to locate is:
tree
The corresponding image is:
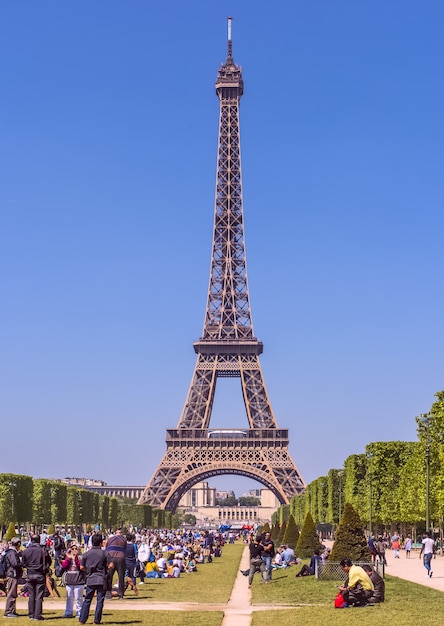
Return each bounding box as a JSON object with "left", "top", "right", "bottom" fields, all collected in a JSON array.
[
  {"left": 51, "top": 482, "right": 67, "bottom": 525},
  {"left": 184, "top": 514, "right": 196, "bottom": 525},
  {"left": 282, "top": 514, "right": 299, "bottom": 548},
  {"left": 238, "top": 496, "right": 260, "bottom": 506},
  {"left": 295, "top": 512, "right": 322, "bottom": 558},
  {"left": 33, "top": 479, "right": 52, "bottom": 527},
  {"left": 0, "top": 474, "right": 33, "bottom": 527},
  {"left": 329, "top": 502, "right": 368, "bottom": 562},
  {"left": 276, "top": 520, "right": 286, "bottom": 545},
  {"left": 270, "top": 522, "right": 279, "bottom": 541},
  {"left": 5, "top": 522, "right": 16, "bottom": 540}
]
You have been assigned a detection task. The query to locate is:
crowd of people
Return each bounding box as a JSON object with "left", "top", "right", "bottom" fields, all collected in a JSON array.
[
  {"left": 4, "top": 525, "right": 435, "bottom": 615},
  {"left": 0, "top": 527, "right": 225, "bottom": 622}
]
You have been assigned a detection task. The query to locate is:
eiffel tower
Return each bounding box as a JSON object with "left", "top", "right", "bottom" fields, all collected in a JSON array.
[{"left": 138, "top": 18, "right": 305, "bottom": 512}]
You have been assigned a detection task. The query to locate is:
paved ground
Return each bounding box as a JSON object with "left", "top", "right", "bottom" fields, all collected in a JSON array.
[{"left": 1, "top": 544, "right": 443, "bottom": 625}]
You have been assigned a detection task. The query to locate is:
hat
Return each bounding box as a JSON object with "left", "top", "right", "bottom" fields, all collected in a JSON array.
[{"left": 11, "top": 537, "right": 21, "bottom": 545}]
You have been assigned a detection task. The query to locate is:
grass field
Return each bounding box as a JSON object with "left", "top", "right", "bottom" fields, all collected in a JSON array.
[
  {"left": 251, "top": 565, "right": 444, "bottom": 626},
  {"left": 5, "top": 544, "right": 444, "bottom": 626}
]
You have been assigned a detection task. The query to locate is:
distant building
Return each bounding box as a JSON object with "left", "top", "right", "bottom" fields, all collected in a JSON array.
[{"left": 59, "top": 477, "right": 279, "bottom": 523}]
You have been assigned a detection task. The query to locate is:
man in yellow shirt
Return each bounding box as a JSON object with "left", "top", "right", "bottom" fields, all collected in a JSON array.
[{"left": 339, "top": 558, "right": 374, "bottom": 606}]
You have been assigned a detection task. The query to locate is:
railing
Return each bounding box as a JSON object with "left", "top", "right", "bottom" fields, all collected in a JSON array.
[{"left": 315, "top": 560, "right": 385, "bottom": 580}]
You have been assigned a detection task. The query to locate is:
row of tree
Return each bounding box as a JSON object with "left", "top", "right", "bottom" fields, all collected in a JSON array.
[
  {"left": 0, "top": 474, "right": 179, "bottom": 533},
  {"left": 273, "top": 390, "right": 444, "bottom": 532}
]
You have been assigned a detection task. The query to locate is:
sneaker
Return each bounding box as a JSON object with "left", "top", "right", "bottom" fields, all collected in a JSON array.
[{"left": 4, "top": 615, "right": 20, "bottom": 618}]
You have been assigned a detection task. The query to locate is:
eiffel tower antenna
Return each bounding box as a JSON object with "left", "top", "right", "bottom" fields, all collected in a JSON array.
[{"left": 138, "top": 18, "right": 305, "bottom": 511}]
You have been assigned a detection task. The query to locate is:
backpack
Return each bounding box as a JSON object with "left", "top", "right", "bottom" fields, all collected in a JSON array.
[
  {"left": 54, "top": 536, "right": 65, "bottom": 551},
  {"left": 0, "top": 550, "right": 8, "bottom": 577},
  {"left": 334, "top": 591, "right": 348, "bottom": 608}
]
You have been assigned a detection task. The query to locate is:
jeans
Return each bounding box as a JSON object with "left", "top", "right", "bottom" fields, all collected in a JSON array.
[
  {"left": 79, "top": 585, "right": 105, "bottom": 624},
  {"left": 262, "top": 555, "right": 272, "bottom": 581},
  {"left": 423, "top": 553, "right": 433, "bottom": 573},
  {"left": 65, "top": 584, "right": 84, "bottom": 617}
]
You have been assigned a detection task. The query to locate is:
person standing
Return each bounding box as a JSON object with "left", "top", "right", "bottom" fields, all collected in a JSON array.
[
  {"left": 3, "top": 537, "right": 23, "bottom": 618},
  {"left": 22, "top": 534, "right": 51, "bottom": 621},
  {"left": 376, "top": 536, "right": 387, "bottom": 566},
  {"left": 124, "top": 534, "right": 139, "bottom": 595},
  {"left": 419, "top": 532, "right": 435, "bottom": 578},
  {"left": 60, "top": 545, "right": 84, "bottom": 618},
  {"left": 404, "top": 536, "right": 412, "bottom": 558},
  {"left": 247, "top": 536, "right": 267, "bottom": 589},
  {"left": 52, "top": 532, "right": 65, "bottom": 565},
  {"left": 391, "top": 536, "right": 401, "bottom": 558},
  {"left": 261, "top": 532, "right": 275, "bottom": 582},
  {"left": 104, "top": 529, "right": 127, "bottom": 599},
  {"left": 79, "top": 534, "right": 109, "bottom": 625}
]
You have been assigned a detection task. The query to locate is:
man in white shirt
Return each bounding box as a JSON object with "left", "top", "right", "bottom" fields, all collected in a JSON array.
[{"left": 419, "top": 532, "right": 435, "bottom": 578}]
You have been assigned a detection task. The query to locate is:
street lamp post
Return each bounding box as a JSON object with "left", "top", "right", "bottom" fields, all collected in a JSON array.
[{"left": 420, "top": 414, "right": 432, "bottom": 534}]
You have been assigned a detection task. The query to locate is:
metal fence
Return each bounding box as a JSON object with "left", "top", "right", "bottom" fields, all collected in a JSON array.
[{"left": 315, "top": 560, "right": 385, "bottom": 580}]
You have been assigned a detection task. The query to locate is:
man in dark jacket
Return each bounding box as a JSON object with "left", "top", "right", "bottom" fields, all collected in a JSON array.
[
  {"left": 3, "top": 537, "right": 23, "bottom": 618},
  {"left": 22, "top": 534, "right": 51, "bottom": 620},
  {"left": 79, "top": 534, "right": 110, "bottom": 625},
  {"left": 363, "top": 564, "right": 385, "bottom": 603}
]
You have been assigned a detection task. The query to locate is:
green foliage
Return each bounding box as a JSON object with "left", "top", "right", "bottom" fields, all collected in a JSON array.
[
  {"left": 216, "top": 496, "right": 238, "bottom": 506},
  {"left": 295, "top": 512, "right": 322, "bottom": 558},
  {"left": 100, "top": 495, "right": 110, "bottom": 528},
  {"left": 366, "top": 441, "right": 416, "bottom": 525},
  {"left": 261, "top": 522, "right": 271, "bottom": 534},
  {"left": 291, "top": 493, "right": 306, "bottom": 527},
  {"left": 109, "top": 498, "right": 118, "bottom": 528},
  {"left": 329, "top": 502, "right": 368, "bottom": 561},
  {"left": 326, "top": 469, "right": 344, "bottom": 524},
  {"left": 5, "top": 521, "right": 16, "bottom": 540},
  {"left": 66, "top": 487, "right": 80, "bottom": 526},
  {"left": 184, "top": 513, "right": 196, "bottom": 525},
  {"left": 343, "top": 454, "right": 367, "bottom": 515},
  {"left": 33, "top": 479, "right": 52, "bottom": 526},
  {"left": 47, "top": 524, "right": 55, "bottom": 535},
  {"left": 276, "top": 520, "right": 286, "bottom": 544},
  {"left": 164, "top": 511, "right": 172, "bottom": 528},
  {"left": 51, "top": 482, "right": 67, "bottom": 524},
  {"left": 270, "top": 522, "right": 279, "bottom": 541},
  {"left": 282, "top": 514, "right": 299, "bottom": 548},
  {"left": 238, "top": 496, "right": 260, "bottom": 506},
  {"left": 0, "top": 474, "right": 33, "bottom": 524}
]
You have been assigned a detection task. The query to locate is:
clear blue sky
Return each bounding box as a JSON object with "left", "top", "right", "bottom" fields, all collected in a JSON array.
[{"left": 1, "top": 1, "right": 443, "bottom": 497}]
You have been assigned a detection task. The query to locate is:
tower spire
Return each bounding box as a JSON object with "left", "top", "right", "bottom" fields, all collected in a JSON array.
[{"left": 227, "top": 16, "right": 233, "bottom": 64}]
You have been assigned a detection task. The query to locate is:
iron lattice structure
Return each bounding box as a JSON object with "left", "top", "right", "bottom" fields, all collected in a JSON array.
[{"left": 139, "top": 20, "right": 305, "bottom": 512}]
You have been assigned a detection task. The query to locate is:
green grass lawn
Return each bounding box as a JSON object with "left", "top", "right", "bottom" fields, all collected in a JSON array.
[
  {"left": 11, "top": 609, "right": 224, "bottom": 626},
  {"left": 132, "top": 542, "right": 244, "bottom": 603},
  {"left": 9, "top": 545, "right": 444, "bottom": 626},
  {"left": 251, "top": 566, "right": 444, "bottom": 626}
]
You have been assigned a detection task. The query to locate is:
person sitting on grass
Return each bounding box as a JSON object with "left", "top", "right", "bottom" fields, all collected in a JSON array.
[
  {"left": 338, "top": 558, "right": 374, "bottom": 607},
  {"left": 362, "top": 564, "right": 385, "bottom": 603},
  {"left": 295, "top": 550, "right": 322, "bottom": 577}
]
